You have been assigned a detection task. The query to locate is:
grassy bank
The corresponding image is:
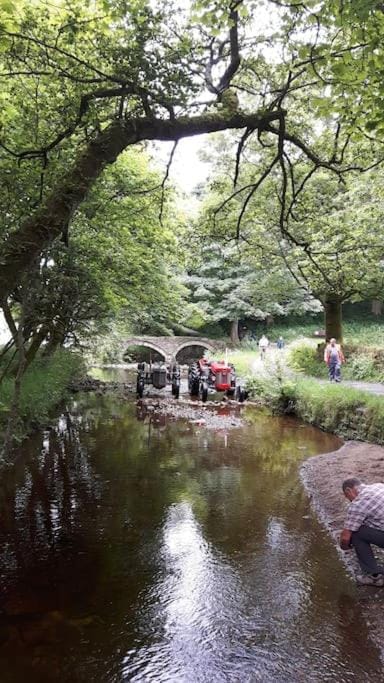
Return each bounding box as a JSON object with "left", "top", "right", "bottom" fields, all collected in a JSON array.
[
  {"left": 288, "top": 342, "right": 384, "bottom": 382},
  {"left": 246, "top": 374, "right": 384, "bottom": 444},
  {"left": 0, "top": 350, "right": 84, "bottom": 441}
]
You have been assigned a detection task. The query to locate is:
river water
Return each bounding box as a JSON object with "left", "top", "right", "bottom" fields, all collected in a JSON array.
[{"left": 0, "top": 393, "right": 381, "bottom": 682}]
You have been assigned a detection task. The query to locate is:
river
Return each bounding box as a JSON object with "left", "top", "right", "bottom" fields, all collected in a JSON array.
[{"left": 0, "top": 392, "right": 381, "bottom": 682}]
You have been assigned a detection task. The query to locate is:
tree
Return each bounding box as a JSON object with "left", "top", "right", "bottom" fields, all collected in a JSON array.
[
  {"left": 185, "top": 242, "right": 321, "bottom": 343},
  {"left": 0, "top": 0, "right": 379, "bottom": 301},
  {"left": 193, "top": 123, "right": 384, "bottom": 341},
  {"left": 2, "top": 148, "right": 186, "bottom": 362}
]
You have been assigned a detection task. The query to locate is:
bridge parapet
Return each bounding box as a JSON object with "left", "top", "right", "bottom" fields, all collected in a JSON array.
[{"left": 119, "top": 336, "right": 223, "bottom": 363}]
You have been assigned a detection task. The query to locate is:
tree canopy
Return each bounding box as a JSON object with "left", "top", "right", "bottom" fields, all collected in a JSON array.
[
  {"left": 1, "top": 0, "right": 384, "bottom": 300},
  {"left": 0, "top": 0, "right": 383, "bottom": 343}
]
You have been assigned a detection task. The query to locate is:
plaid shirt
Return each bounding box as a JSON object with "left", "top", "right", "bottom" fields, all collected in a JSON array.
[{"left": 344, "top": 483, "right": 384, "bottom": 531}]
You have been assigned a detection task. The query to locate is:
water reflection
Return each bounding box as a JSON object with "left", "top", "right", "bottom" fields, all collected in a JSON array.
[{"left": 0, "top": 394, "right": 382, "bottom": 682}]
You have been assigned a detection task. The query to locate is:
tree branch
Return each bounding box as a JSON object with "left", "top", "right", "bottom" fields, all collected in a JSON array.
[{"left": 0, "top": 109, "right": 284, "bottom": 297}]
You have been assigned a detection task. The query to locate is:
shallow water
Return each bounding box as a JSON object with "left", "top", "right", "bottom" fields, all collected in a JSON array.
[{"left": 0, "top": 394, "right": 381, "bottom": 682}]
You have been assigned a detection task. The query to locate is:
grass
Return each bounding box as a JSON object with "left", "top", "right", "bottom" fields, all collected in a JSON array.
[
  {"left": 226, "top": 348, "right": 258, "bottom": 376},
  {"left": 246, "top": 373, "right": 384, "bottom": 444},
  {"left": 0, "top": 350, "right": 84, "bottom": 440}
]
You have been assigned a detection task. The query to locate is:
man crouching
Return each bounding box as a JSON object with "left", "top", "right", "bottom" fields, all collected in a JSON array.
[{"left": 340, "top": 477, "right": 384, "bottom": 586}]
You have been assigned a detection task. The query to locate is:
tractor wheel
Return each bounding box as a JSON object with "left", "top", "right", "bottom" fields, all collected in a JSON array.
[
  {"left": 137, "top": 379, "right": 144, "bottom": 398},
  {"left": 189, "top": 379, "right": 199, "bottom": 397},
  {"left": 188, "top": 362, "right": 200, "bottom": 397},
  {"left": 201, "top": 383, "right": 208, "bottom": 403},
  {"left": 236, "top": 387, "right": 246, "bottom": 403}
]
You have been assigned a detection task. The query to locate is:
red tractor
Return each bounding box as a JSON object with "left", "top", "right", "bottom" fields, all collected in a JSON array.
[{"left": 188, "top": 358, "right": 247, "bottom": 403}]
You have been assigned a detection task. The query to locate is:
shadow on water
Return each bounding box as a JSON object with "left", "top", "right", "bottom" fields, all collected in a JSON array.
[{"left": 0, "top": 393, "right": 382, "bottom": 682}]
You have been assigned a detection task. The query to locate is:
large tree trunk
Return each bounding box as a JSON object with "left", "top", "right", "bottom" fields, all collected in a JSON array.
[
  {"left": 230, "top": 319, "right": 240, "bottom": 345},
  {"left": 324, "top": 294, "right": 343, "bottom": 342},
  {"left": 0, "top": 110, "right": 282, "bottom": 298}
]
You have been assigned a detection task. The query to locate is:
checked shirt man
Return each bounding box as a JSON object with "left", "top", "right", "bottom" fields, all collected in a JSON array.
[{"left": 340, "top": 478, "right": 384, "bottom": 586}]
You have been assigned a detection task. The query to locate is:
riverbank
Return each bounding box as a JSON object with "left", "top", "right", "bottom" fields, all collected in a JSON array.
[
  {"left": 246, "top": 371, "right": 384, "bottom": 444},
  {"left": 301, "top": 441, "right": 384, "bottom": 655},
  {"left": 0, "top": 350, "right": 83, "bottom": 444}
]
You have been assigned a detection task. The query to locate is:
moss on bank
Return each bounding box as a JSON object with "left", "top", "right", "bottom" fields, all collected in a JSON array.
[
  {"left": 0, "top": 350, "right": 84, "bottom": 440},
  {"left": 246, "top": 375, "right": 384, "bottom": 444}
]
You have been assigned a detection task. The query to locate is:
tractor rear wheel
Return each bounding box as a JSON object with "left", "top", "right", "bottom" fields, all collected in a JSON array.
[
  {"left": 137, "top": 379, "right": 144, "bottom": 398},
  {"left": 236, "top": 386, "right": 246, "bottom": 403},
  {"left": 188, "top": 362, "right": 200, "bottom": 397},
  {"left": 201, "top": 382, "right": 208, "bottom": 403}
]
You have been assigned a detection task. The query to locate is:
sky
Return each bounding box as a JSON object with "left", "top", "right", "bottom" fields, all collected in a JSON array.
[{"left": 153, "top": 135, "right": 211, "bottom": 192}]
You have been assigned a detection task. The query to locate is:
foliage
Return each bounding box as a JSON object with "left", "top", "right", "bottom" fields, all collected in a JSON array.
[
  {"left": 244, "top": 313, "right": 384, "bottom": 347},
  {"left": 288, "top": 344, "right": 328, "bottom": 379},
  {"left": 0, "top": 350, "right": 84, "bottom": 439},
  {"left": 4, "top": 149, "right": 187, "bottom": 360},
  {"left": 2, "top": 0, "right": 384, "bottom": 304},
  {"left": 184, "top": 239, "right": 322, "bottom": 339}
]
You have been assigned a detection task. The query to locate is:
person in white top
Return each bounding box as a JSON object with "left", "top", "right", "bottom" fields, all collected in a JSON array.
[{"left": 258, "top": 335, "right": 269, "bottom": 360}]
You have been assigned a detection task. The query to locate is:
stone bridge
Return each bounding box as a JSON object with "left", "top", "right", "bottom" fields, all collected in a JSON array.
[{"left": 119, "top": 336, "right": 223, "bottom": 363}]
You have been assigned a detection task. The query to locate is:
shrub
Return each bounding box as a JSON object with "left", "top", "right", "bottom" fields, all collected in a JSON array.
[
  {"left": 346, "top": 355, "right": 376, "bottom": 381},
  {"left": 0, "top": 350, "right": 84, "bottom": 438},
  {"left": 287, "top": 343, "right": 327, "bottom": 378}
]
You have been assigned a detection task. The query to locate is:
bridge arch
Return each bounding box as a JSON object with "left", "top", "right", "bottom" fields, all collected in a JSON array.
[
  {"left": 121, "top": 339, "right": 167, "bottom": 362},
  {"left": 175, "top": 340, "right": 216, "bottom": 362}
]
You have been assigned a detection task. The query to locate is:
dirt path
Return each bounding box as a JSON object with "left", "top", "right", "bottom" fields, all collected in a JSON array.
[{"left": 301, "top": 441, "right": 384, "bottom": 655}]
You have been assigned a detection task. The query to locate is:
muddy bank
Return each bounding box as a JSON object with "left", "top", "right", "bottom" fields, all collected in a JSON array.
[{"left": 301, "top": 441, "right": 384, "bottom": 655}]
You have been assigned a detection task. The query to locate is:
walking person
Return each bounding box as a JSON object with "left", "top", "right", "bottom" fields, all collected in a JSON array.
[
  {"left": 276, "top": 336, "right": 285, "bottom": 350},
  {"left": 258, "top": 334, "right": 269, "bottom": 360},
  {"left": 340, "top": 478, "right": 384, "bottom": 586},
  {"left": 324, "top": 337, "right": 345, "bottom": 382}
]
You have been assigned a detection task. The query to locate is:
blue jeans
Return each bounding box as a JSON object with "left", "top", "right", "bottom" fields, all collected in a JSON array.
[
  {"left": 351, "top": 525, "right": 384, "bottom": 574},
  {"left": 329, "top": 361, "right": 341, "bottom": 381}
]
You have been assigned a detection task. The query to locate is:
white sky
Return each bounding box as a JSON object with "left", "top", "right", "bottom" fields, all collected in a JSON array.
[
  {"left": 153, "top": 135, "right": 211, "bottom": 192},
  {"left": 0, "top": 313, "right": 9, "bottom": 343}
]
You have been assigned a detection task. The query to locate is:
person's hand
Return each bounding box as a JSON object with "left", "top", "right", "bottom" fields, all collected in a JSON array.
[{"left": 340, "top": 529, "right": 352, "bottom": 550}]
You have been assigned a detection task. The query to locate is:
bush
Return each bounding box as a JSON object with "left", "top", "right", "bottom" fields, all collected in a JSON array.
[
  {"left": 347, "top": 355, "right": 377, "bottom": 380},
  {"left": 0, "top": 350, "right": 84, "bottom": 439},
  {"left": 288, "top": 343, "right": 327, "bottom": 378}
]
